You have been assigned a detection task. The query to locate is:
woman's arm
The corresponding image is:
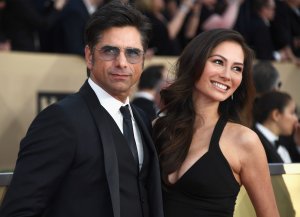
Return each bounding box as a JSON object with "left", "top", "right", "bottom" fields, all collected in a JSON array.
[
  {"left": 167, "top": 0, "right": 194, "bottom": 39},
  {"left": 239, "top": 130, "right": 280, "bottom": 217},
  {"left": 202, "top": 0, "right": 242, "bottom": 30}
]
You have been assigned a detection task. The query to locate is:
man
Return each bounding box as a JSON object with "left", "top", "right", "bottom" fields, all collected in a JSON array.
[
  {"left": 271, "top": 0, "right": 300, "bottom": 63},
  {"left": 131, "top": 65, "right": 165, "bottom": 121},
  {"left": 252, "top": 60, "right": 300, "bottom": 163},
  {"left": 252, "top": 60, "right": 281, "bottom": 97},
  {"left": 0, "top": 1, "right": 164, "bottom": 217},
  {"left": 48, "top": 0, "right": 104, "bottom": 55},
  {"left": 247, "top": 0, "right": 280, "bottom": 60}
]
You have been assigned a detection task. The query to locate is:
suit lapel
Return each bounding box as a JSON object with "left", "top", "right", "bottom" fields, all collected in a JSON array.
[
  {"left": 79, "top": 81, "right": 120, "bottom": 217},
  {"left": 254, "top": 126, "right": 284, "bottom": 163},
  {"left": 131, "top": 105, "right": 156, "bottom": 154},
  {"left": 131, "top": 105, "right": 164, "bottom": 217}
]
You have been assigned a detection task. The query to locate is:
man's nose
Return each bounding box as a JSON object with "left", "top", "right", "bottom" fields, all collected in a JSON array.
[{"left": 115, "top": 51, "right": 128, "bottom": 67}]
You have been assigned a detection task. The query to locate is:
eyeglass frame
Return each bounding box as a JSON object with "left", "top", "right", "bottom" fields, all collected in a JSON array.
[{"left": 94, "top": 45, "right": 145, "bottom": 64}]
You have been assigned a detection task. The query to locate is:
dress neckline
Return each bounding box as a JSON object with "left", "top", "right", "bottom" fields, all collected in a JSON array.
[{"left": 168, "top": 115, "right": 226, "bottom": 185}]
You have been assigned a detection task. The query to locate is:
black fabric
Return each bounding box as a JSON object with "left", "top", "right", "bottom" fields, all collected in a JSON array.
[
  {"left": 120, "top": 105, "right": 139, "bottom": 167},
  {"left": 111, "top": 110, "right": 150, "bottom": 217},
  {"left": 131, "top": 97, "right": 157, "bottom": 121},
  {"left": 145, "top": 12, "right": 181, "bottom": 56},
  {"left": 247, "top": 13, "right": 276, "bottom": 60},
  {"left": 271, "top": 0, "right": 300, "bottom": 56},
  {"left": 253, "top": 125, "right": 284, "bottom": 163},
  {"left": 0, "top": 81, "right": 164, "bottom": 217},
  {"left": 280, "top": 136, "right": 300, "bottom": 163},
  {"left": 163, "top": 116, "right": 240, "bottom": 217}
]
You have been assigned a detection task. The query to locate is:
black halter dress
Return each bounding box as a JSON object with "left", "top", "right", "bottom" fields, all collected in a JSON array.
[{"left": 163, "top": 116, "right": 240, "bottom": 217}]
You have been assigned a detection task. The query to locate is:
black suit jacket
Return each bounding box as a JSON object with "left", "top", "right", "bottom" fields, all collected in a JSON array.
[
  {"left": 131, "top": 97, "right": 157, "bottom": 121},
  {"left": 280, "top": 136, "right": 300, "bottom": 163},
  {"left": 247, "top": 13, "right": 276, "bottom": 60},
  {"left": 253, "top": 126, "right": 284, "bottom": 163},
  {"left": 3, "top": 0, "right": 62, "bottom": 51},
  {"left": 52, "top": 0, "right": 90, "bottom": 55},
  {"left": 0, "top": 81, "right": 164, "bottom": 217}
]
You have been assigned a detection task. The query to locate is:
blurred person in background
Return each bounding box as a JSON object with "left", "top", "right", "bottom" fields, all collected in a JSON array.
[
  {"left": 271, "top": 0, "right": 300, "bottom": 65},
  {"left": 0, "top": 0, "right": 10, "bottom": 51},
  {"left": 245, "top": 0, "right": 300, "bottom": 65},
  {"left": 253, "top": 91, "right": 299, "bottom": 163},
  {"left": 195, "top": 0, "right": 244, "bottom": 33},
  {"left": 163, "top": 0, "right": 244, "bottom": 47},
  {"left": 252, "top": 61, "right": 300, "bottom": 162},
  {"left": 1, "top": 0, "right": 67, "bottom": 52},
  {"left": 246, "top": 0, "right": 283, "bottom": 61},
  {"left": 49, "top": 0, "right": 104, "bottom": 55},
  {"left": 132, "top": 64, "right": 166, "bottom": 121},
  {"left": 135, "top": 0, "right": 198, "bottom": 56},
  {"left": 252, "top": 60, "right": 281, "bottom": 97}
]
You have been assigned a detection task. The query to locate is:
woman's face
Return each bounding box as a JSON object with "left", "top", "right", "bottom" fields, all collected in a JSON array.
[
  {"left": 194, "top": 40, "right": 244, "bottom": 103},
  {"left": 277, "top": 100, "right": 298, "bottom": 136}
]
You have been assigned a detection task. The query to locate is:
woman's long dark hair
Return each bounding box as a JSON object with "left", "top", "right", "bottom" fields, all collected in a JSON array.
[{"left": 153, "top": 29, "right": 255, "bottom": 185}]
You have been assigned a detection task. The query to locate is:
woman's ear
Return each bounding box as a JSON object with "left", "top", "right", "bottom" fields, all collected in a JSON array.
[{"left": 271, "top": 109, "right": 281, "bottom": 122}]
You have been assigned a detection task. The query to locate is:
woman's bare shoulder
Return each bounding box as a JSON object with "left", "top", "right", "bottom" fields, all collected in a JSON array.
[{"left": 225, "top": 122, "right": 262, "bottom": 152}]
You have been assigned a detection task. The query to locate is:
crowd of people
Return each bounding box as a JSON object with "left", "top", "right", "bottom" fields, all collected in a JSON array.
[
  {"left": 0, "top": 0, "right": 300, "bottom": 65},
  {"left": 0, "top": 0, "right": 300, "bottom": 217}
]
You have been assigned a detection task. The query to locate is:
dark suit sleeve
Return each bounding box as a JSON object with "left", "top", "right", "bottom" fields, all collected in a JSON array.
[{"left": 0, "top": 104, "right": 77, "bottom": 216}]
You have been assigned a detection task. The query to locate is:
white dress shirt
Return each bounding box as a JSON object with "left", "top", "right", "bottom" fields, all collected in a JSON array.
[
  {"left": 88, "top": 78, "right": 144, "bottom": 169},
  {"left": 256, "top": 123, "right": 292, "bottom": 163}
]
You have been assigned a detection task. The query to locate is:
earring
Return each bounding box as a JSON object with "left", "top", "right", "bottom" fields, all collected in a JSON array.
[{"left": 231, "top": 94, "right": 234, "bottom": 101}]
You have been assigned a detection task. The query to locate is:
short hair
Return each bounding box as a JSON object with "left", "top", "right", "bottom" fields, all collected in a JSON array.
[
  {"left": 253, "top": 91, "right": 292, "bottom": 123},
  {"left": 138, "top": 65, "right": 164, "bottom": 90},
  {"left": 253, "top": 60, "right": 280, "bottom": 94},
  {"left": 84, "top": 0, "right": 152, "bottom": 51}
]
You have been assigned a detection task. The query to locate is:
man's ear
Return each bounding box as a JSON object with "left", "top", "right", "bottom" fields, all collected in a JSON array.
[{"left": 85, "top": 45, "right": 93, "bottom": 70}]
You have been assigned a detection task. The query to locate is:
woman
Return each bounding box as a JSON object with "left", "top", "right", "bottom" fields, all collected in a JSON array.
[
  {"left": 153, "top": 29, "right": 279, "bottom": 217},
  {"left": 135, "top": 0, "right": 197, "bottom": 55},
  {"left": 253, "top": 91, "right": 299, "bottom": 163}
]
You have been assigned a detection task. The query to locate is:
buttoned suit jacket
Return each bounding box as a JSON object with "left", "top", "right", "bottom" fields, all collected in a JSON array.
[{"left": 0, "top": 81, "right": 164, "bottom": 217}]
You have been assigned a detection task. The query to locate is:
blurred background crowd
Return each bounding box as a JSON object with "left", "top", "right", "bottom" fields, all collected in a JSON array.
[
  {"left": 0, "top": 0, "right": 299, "bottom": 163},
  {"left": 0, "top": 0, "right": 299, "bottom": 65}
]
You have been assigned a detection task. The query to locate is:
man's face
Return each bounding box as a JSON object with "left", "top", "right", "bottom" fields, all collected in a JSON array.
[
  {"left": 85, "top": 26, "right": 144, "bottom": 102},
  {"left": 264, "top": 0, "right": 276, "bottom": 20}
]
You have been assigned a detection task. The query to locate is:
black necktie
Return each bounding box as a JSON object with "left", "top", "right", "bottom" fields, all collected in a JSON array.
[
  {"left": 274, "top": 140, "right": 280, "bottom": 150},
  {"left": 120, "top": 105, "right": 139, "bottom": 166}
]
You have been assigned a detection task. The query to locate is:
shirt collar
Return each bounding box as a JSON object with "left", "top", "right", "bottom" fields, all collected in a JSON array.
[
  {"left": 133, "top": 91, "right": 155, "bottom": 101},
  {"left": 88, "top": 78, "right": 130, "bottom": 117},
  {"left": 256, "top": 122, "right": 279, "bottom": 145}
]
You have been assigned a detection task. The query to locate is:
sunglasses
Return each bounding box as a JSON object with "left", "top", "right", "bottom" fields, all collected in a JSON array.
[{"left": 96, "top": 45, "right": 144, "bottom": 64}]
